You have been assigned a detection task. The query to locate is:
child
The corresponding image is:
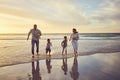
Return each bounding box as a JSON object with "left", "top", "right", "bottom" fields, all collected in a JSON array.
[
  {"left": 61, "top": 36, "right": 67, "bottom": 55},
  {"left": 46, "top": 39, "right": 52, "bottom": 56}
]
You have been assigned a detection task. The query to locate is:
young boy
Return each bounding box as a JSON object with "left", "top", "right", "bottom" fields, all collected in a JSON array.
[
  {"left": 46, "top": 39, "right": 52, "bottom": 56},
  {"left": 61, "top": 36, "right": 67, "bottom": 55}
]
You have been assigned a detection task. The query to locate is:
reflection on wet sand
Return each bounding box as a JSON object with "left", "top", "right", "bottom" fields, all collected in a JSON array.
[
  {"left": 61, "top": 57, "right": 68, "bottom": 75},
  {"left": 31, "top": 60, "right": 41, "bottom": 80},
  {"left": 46, "top": 57, "right": 52, "bottom": 73},
  {"left": 70, "top": 56, "right": 79, "bottom": 80},
  {"left": 0, "top": 53, "right": 120, "bottom": 80}
]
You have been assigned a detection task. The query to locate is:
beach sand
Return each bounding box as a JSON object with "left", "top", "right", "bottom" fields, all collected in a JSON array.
[{"left": 0, "top": 52, "right": 120, "bottom": 80}]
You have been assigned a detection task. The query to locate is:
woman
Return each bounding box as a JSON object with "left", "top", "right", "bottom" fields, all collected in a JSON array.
[{"left": 70, "top": 28, "right": 79, "bottom": 56}]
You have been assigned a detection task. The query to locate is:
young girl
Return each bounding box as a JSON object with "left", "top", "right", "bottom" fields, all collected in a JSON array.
[
  {"left": 46, "top": 39, "right": 52, "bottom": 56},
  {"left": 70, "top": 28, "right": 79, "bottom": 56},
  {"left": 61, "top": 36, "right": 67, "bottom": 55}
]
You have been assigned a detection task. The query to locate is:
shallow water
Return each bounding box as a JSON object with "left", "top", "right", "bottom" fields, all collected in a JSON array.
[
  {"left": 0, "top": 33, "right": 120, "bottom": 67},
  {"left": 0, "top": 52, "right": 120, "bottom": 80}
]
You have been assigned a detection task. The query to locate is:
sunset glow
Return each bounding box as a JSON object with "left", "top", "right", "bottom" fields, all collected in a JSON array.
[{"left": 0, "top": 0, "right": 120, "bottom": 33}]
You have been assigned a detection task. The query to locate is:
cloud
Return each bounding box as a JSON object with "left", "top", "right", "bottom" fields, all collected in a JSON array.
[
  {"left": 0, "top": 0, "right": 119, "bottom": 33},
  {"left": 0, "top": 0, "right": 90, "bottom": 26},
  {"left": 92, "top": 0, "right": 120, "bottom": 25}
]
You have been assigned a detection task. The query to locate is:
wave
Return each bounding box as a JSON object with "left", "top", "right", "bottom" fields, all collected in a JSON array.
[
  {"left": 0, "top": 38, "right": 120, "bottom": 67},
  {"left": 0, "top": 33, "right": 120, "bottom": 40},
  {"left": 0, "top": 37, "right": 120, "bottom": 40},
  {"left": 1, "top": 43, "right": 120, "bottom": 66}
]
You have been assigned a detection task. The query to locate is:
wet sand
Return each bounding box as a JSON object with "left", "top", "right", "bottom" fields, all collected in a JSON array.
[{"left": 0, "top": 52, "right": 120, "bottom": 80}]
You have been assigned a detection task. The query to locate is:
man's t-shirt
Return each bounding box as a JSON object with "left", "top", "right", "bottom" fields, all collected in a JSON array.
[{"left": 30, "top": 29, "right": 41, "bottom": 40}]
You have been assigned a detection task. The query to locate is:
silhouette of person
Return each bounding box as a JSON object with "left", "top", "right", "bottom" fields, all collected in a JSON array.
[
  {"left": 70, "top": 56, "right": 79, "bottom": 80},
  {"left": 32, "top": 60, "right": 41, "bottom": 80},
  {"left": 61, "top": 57, "right": 68, "bottom": 75},
  {"left": 46, "top": 57, "right": 52, "bottom": 73}
]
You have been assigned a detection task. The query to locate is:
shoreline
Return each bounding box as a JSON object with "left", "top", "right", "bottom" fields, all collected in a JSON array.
[{"left": 0, "top": 52, "right": 120, "bottom": 68}]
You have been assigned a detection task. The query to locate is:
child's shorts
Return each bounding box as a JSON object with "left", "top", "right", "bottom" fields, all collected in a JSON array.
[{"left": 46, "top": 48, "right": 51, "bottom": 53}]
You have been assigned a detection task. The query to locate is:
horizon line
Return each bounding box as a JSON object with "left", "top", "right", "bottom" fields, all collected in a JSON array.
[{"left": 0, "top": 32, "right": 120, "bottom": 35}]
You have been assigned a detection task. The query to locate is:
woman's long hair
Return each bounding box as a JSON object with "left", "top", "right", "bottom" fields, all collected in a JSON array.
[{"left": 73, "top": 28, "right": 78, "bottom": 33}]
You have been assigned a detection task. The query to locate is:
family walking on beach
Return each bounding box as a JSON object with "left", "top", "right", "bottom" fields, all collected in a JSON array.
[{"left": 27, "top": 24, "right": 79, "bottom": 58}]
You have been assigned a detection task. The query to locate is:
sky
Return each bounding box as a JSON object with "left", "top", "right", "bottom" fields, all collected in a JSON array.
[{"left": 0, "top": 0, "right": 120, "bottom": 33}]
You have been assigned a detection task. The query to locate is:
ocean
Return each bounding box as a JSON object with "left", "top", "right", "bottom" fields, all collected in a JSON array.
[{"left": 0, "top": 33, "right": 120, "bottom": 67}]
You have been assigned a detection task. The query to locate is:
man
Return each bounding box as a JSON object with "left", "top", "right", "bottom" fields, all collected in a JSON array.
[{"left": 27, "top": 24, "right": 42, "bottom": 58}]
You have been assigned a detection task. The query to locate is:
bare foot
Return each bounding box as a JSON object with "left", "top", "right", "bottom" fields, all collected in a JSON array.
[
  {"left": 49, "top": 54, "right": 51, "bottom": 56},
  {"left": 65, "top": 53, "right": 67, "bottom": 55},
  {"left": 62, "top": 54, "right": 66, "bottom": 56},
  {"left": 37, "top": 53, "right": 40, "bottom": 56},
  {"left": 32, "top": 55, "right": 34, "bottom": 58}
]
